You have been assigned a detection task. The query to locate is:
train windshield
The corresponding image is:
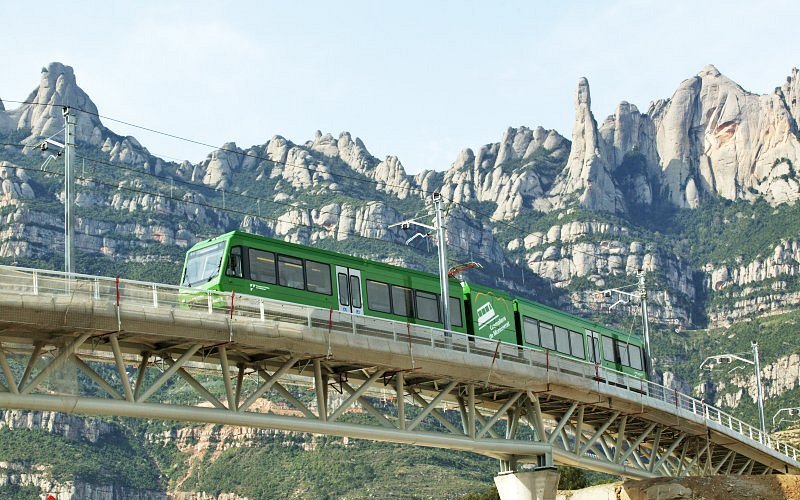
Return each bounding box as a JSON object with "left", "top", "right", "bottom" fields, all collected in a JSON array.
[{"left": 182, "top": 242, "right": 225, "bottom": 287}]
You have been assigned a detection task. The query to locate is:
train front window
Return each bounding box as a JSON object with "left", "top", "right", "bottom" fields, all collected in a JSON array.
[
  {"left": 182, "top": 242, "right": 225, "bottom": 287},
  {"left": 226, "top": 246, "right": 243, "bottom": 278}
]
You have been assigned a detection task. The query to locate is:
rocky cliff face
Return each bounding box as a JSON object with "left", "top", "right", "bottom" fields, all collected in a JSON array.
[
  {"left": 0, "top": 410, "right": 169, "bottom": 499},
  {"left": 1, "top": 409, "right": 115, "bottom": 443},
  {"left": 544, "top": 65, "right": 800, "bottom": 213},
  {"left": 0, "top": 409, "right": 249, "bottom": 500},
  {"left": 439, "top": 125, "right": 570, "bottom": 220},
  {"left": 0, "top": 462, "right": 168, "bottom": 500}
]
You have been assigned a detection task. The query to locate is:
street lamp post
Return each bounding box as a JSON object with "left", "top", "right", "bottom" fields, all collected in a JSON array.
[
  {"left": 773, "top": 407, "right": 800, "bottom": 431},
  {"left": 700, "top": 341, "right": 766, "bottom": 437}
]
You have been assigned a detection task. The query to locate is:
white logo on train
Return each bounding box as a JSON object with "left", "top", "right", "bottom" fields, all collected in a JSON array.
[
  {"left": 476, "top": 302, "right": 497, "bottom": 328},
  {"left": 476, "top": 299, "right": 511, "bottom": 340}
]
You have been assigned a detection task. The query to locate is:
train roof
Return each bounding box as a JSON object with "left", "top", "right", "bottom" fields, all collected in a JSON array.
[{"left": 188, "top": 230, "right": 462, "bottom": 286}]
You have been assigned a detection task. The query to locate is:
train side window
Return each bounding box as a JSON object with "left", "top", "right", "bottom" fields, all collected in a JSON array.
[
  {"left": 338, "top": 273, "right": 349, "bottom": 306},
  {"left": 569, "top": 331, "right": 584, "bottom": 358},
  {"left": 618, "top": 341, "right": 630, "bottom": 366},
  {"left": 226, "top": 246, "right": 243, "bottom": 278},
  {"left": 588, "top": 332, "right": 601, "bottom": 363},
  {"left": 602, "top": 336, "right": 616, "bottom": 363},
  {"left": 278, "top": 255, "right": 305, "bottom": 290},
  {"left": 449, "top": 297, "right": 463, "bottom": 328},
  {"left": 629, "top": 345, "right": 643, "bottom": 370},
  {"left": 249, "top": 249, "right": 276, "bottom": 284},
  {"left": 391, "top": 285, "right": 414, "bottom": 317},
  {"left": 539, "top": 322, "right": 555, "bottom": 350},
  {"left": 415, "top": 290, "right": 440, "bottom": 323},
  {"left": 367, "top": 280, "right": 391, "bottom": 313},
  {"left": 555, "top": 326, "right": 570, "bottom": 355},
  {"left": 350, "top": 276, "right": 362, "bottom": 308},
  {"left": 305, "top": 260, "right": 331, "bottom": 295},
  {"left": 523, "top": 317, "right": 540, "bottom": 345}
]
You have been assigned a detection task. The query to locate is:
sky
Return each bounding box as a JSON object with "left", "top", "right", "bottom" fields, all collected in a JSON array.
[{"left": 1, "top": 0, "right": 799, "bottom": 174}]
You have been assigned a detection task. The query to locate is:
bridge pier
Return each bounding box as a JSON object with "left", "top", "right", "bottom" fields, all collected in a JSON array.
[
  {"left": 496, "top": 454, "right": 559, "bottom": 500},
  {"left": 494, "top": 467, "right": 560, "bottom": 500}
]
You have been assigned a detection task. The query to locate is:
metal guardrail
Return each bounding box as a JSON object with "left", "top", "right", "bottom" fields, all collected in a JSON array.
[{"left": 0, "top": 264, "right": 797, "bottom": 463}]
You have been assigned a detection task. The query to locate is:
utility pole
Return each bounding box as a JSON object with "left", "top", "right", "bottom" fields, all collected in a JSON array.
[
  {"left": 638, "top": 270, "right": 653, "bottom": 380},
  {"left": 753, "top": 341, "right": 766, "bottom": 436},
  {"left": 389, "top": 192, "right": 452, "bottom": 333},
  {"left": 433, "top": 192, "right": 451, "bottom": 333},
  {"left": 63, "top": 107, "right": 76, "bottom": 275},
  {"left": 598, "top": 269, "right": 653, "bottom": 380}
]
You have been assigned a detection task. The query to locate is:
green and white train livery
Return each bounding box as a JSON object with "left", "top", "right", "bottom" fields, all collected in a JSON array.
[{"left": 181, "top": 231, "right": 648, "bottom": 379}]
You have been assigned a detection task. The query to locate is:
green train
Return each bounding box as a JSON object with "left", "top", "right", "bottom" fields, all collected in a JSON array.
[{"left": 180, "top": 230, "right": 648, "bottom": 379}]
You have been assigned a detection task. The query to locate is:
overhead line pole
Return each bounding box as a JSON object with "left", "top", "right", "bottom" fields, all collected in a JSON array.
[
  {"left": 389, "top": 192, "right": 452, "bottom": 335},
  {"left": 598, "top": 269, "right": 653, "bottom": 380},
  {"left": 63, "top": 106, "right": 76, "bottom": 275},
  {"left": 433, "top": 192, "right": 451, "bottom": 334},
  {"left": 752, "top": 341, "right": 766, "bottom": 436},
  {"left": 638, "top": 270, "right": 653, "bottom": 380}
]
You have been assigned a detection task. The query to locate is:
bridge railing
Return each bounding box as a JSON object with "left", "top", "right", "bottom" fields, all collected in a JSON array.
[{"left": 0, "top": 264, "right": 797, "bottom": 463}]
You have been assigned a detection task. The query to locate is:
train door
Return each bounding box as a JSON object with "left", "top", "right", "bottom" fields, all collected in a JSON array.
[
  {"left": 335, "top": 266, "right": 363, "bottom": 315},
  {"left": 586, "top": 330, "right": 602, "bottom": 364}
]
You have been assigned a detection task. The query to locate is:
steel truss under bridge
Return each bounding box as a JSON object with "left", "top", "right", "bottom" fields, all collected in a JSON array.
[{"left": 0, "top": 265, "right": 797, "bottom": 479}]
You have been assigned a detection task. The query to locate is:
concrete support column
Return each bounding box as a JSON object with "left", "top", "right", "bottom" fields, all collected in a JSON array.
[{"left": 494, "top": 468, "right": 560, "bottom": 500}]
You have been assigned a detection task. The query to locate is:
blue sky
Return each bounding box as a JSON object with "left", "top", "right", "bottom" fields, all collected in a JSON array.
[{"left": 2, "top": 0, "right": 799, "bottom": 173}]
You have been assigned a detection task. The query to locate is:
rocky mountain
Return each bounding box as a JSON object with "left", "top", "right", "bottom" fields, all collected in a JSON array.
[
  {"left": 2, "top": 61, "right": 800, "bottom": 446},
  {"left": 552, "top": 65, "right": 800, "bottom": 213}
]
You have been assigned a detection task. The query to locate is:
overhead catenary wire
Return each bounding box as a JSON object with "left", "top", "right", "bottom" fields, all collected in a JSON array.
[
  {"left": 3, "top": 140, "right": 407, "bottom": 240},
  {"left": 0, "top": 102, "right": 618, "bottom": 269},
  {"left": 72, "top": 152, "right": 424, "bottom": 234},
  {"left": 1, "top": 160, "right": 482, "bottom": 262},
  {"left": 0, "top": 150, "right": 484, "bottom": 274},
  {"left": 1, "top": 100, "right": 440, "bottom": 198},
  {"left": 6, "top": 99, "right": 610, "bottom": 265}
]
